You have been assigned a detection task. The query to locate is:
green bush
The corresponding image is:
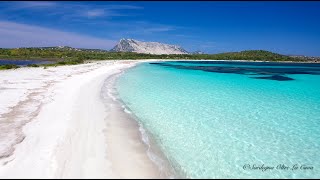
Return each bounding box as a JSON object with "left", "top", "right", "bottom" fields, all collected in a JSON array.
[
  {"left": 0, "top": 64, "right": 20, "bottom": 70},
  {"left": 57, "top": 61, "right": 67, "bottom": 65},
  {"left": 27, "top": 64, "right": 39, "bottom": 67}
]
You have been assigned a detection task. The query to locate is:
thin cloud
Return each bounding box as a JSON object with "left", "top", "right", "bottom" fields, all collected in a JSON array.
[
  {"left": 0, "top": 2, "right": 142, "bottom": 19},
  {"left": 81, "top": 9, "right": 126, "bottom": 19},
  {"left": 0, "top": 2, "right": 184, "bottom": 49},
  {"left": 105, "top": 22, "right": 181, "bottom": 41},
  {"left": 0, "top": 21, "right": 117, "bottom": 50},
  {"left": 124, "top": 21, "right": 179, "bottom": 34},
  {"left": 17, "top": 1, "right": 57, "bottom": 9},
  {"left": 3, "top": 1, "right": 57, "bottom": 11},
  {"left": 105, "top": 5, "right": 143, "bottom": 10},
  {"left": 86, "top": 9, "right": 105, "bottom": 18}
]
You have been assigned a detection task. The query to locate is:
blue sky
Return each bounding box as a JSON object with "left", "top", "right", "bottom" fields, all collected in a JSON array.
[{"left": 0, "top": 1, "right": 319, "bottom": 56}]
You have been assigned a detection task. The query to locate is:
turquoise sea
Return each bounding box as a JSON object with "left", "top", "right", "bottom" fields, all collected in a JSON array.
[{"left": 115, "top": 61, "right": 320, "bottom": 178}]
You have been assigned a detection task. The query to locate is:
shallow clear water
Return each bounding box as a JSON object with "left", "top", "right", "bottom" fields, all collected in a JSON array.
[
  {"left": 116, "top": 60, "right": 320, "bottom": 178},
  {"left": 0, "top": 59, "right": 51, "bottom": 66}
]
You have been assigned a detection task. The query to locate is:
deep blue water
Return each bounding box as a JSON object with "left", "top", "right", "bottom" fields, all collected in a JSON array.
[
  {"left": 116, "top": 60, "right": 320, "bottom": 178},
  {"left": 151, "top": 61, "right": 320, "bottom": 81}
]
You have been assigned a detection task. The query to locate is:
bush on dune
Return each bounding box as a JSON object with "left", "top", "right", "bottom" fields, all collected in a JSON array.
[
  {"left": 27, "top": 64, "right": 39, "bottom": 67},
  {"left": 0, "top": 64, "right": 20, "bottom": 70}
]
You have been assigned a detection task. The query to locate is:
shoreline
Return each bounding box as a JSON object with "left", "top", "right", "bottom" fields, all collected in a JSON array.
[
  {"left": 0, "top": 60, "right": 171, "bottom": 178},
  {"left": 101, "top": 68, "right": 176, "bottom": 178},
  {"left": 1, "top": 58, "right": 319, "bottom": 66},
  {"left": 1, "top": 59, "right": 318, "bottom": 178}
]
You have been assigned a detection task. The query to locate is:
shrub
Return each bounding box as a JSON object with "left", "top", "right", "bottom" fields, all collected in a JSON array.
[
  {"left": 0, "top": 64, "right": 20, "bottom": 70},
  {"left": 27, "top": 64, "right": 39, "bottom": 67},
  {"left": 57, "top": 61, "right": 67, "bottom": 65}
]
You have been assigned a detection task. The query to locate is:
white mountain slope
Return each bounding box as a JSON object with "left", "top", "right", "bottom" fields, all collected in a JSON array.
[{"left": 110, "top": 38, "right": 189, "bottom": 55}]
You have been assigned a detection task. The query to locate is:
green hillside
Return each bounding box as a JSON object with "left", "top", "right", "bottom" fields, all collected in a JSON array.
[{"left": 0, "top": 47, "right": 309, "bottom": 63}]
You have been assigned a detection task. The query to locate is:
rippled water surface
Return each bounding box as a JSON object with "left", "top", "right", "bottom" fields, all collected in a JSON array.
[{"left": 116, "top": 61, "right": 320, "bottom": 178}]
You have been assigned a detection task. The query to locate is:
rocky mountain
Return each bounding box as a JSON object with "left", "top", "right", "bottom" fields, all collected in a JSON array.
[{"left": 110, "top": 38, "right": 189, "bottom": 55}]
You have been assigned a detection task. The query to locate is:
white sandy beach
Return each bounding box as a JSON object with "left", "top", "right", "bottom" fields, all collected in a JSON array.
[{"left": 0, "top": 60, "right": 169, "bottom": 179}]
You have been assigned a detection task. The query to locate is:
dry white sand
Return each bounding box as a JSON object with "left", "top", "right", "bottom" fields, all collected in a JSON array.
[{"left": 0, "top": 60, "right": 169, "bottom": 178}]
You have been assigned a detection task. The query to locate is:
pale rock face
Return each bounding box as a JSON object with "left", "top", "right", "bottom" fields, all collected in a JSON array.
[{"left": 110, "top": 39, "right": 189, "bottom": 55}]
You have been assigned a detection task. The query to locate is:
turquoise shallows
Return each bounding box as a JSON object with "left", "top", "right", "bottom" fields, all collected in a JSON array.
[{"left": 115, "top": 61, "right": 320, "bottom": 178}]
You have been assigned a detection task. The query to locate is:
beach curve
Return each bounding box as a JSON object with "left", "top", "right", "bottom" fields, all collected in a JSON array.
[{"left": 0, "top": 60, "right": 166, "bottom": 178}]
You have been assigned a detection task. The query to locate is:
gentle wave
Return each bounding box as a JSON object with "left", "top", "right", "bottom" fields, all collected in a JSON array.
[
  {"left": 115, "top": 61, "right": 320, "bottom": 178},
  {"left": 100, "top": 68, "right": 176, "bottom": 178}
]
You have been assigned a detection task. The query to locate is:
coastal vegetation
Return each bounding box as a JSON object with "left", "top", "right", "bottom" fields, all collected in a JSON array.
[
  {"left": 27, "top": 64, "right": 40, "bottom": 67},
  {"left": 0, "top": 64, "right": 20, "bottom": 70},
  {"left": 0, "top": 47, "right": 317, "bottom": 70},
  {"left": 0, "top": 47, "right": 303, "bottom": 62}
]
